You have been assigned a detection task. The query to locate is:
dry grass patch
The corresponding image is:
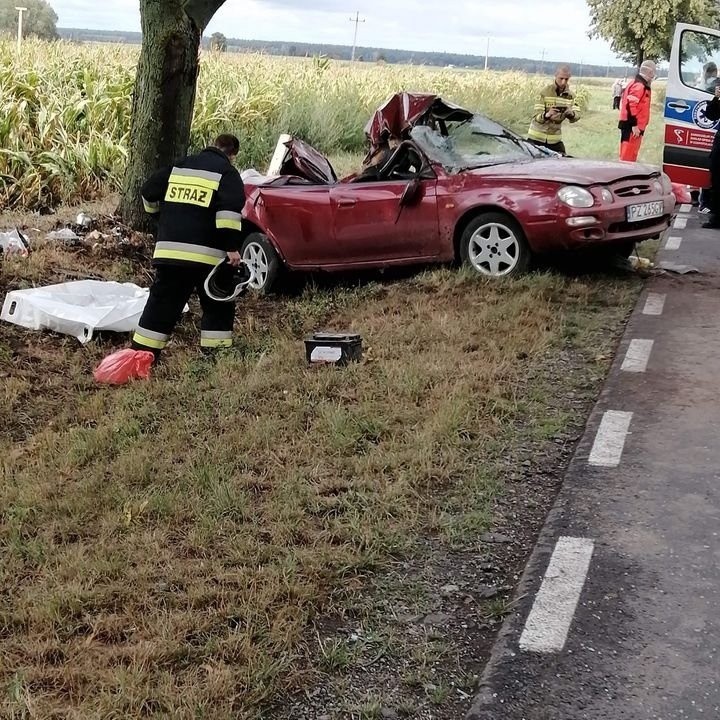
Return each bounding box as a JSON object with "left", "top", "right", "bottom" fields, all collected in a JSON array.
[{"left": 0, "top": 258, "right": 640, "bottom": 718}]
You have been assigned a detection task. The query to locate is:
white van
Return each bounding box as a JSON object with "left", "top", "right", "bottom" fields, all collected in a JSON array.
[{"left": 664, "top": 22, "right": 720, "bottom": 189}]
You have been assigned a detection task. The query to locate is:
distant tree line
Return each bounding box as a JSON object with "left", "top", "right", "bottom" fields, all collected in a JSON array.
[
  {"left": 0, "top": 0, "right": 58, "bottom": 40},
  {"left": 57, "top": 27, "right": 633, "bottom": 76}
]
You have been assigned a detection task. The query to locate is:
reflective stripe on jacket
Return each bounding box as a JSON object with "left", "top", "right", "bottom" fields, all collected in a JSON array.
[
  {"left": 141, "top": 147, "right": 246, "bottom": 267},
  {"left": 527, "top": 82, "right": 581, "bottom": 145}
]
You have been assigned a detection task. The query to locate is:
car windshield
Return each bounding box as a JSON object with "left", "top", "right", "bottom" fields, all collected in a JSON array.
[{"left": 410, "top": 117, "right": 556, "bottom": 171}]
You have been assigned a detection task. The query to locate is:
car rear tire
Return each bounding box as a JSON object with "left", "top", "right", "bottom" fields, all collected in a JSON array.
[
  {"left": 240, "top": 232, "right": 282, "bottom": 293},
  {"left": 460, "top": 212, "right": 531, "bottom": 278}
]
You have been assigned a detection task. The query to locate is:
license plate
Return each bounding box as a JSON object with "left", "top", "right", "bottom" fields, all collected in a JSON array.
[{"left": 626, "top": 200, "right": 664, "bottom": 223}]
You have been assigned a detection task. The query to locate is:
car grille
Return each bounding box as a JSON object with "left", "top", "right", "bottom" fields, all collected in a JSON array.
[{"left": 612, "top": 181, "right": 654, "bottom": 198}]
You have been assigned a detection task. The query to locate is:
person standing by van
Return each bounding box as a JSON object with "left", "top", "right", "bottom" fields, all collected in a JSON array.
[
  {"left": 699, "top": 82, "right": 720, "bottom": 228},
  {"left": 612, "top": 78, "right": 623, "bottom": 110},
  {"left": 618, "top": 60, "right": 656, "bottom": 162}
]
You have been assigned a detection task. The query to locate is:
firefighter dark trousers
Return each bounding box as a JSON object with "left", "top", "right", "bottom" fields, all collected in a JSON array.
[{"left": 132, "top": 264, "right": 234, "bottom": 356}]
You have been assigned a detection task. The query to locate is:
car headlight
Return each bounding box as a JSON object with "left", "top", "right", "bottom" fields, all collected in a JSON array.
[
  {"left": 660, "top": 173, "right": 673, "bottom": 194},
  {"left": 557, "top": 186, "right": 595, "bottom": 208},
  {"left": 599, "top": 187, "right": 613, "bottom": 203}
]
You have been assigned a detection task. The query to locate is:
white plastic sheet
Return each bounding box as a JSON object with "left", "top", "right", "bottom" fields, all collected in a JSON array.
[{"left": 1, "top": 280, "right": 149, "bottom": 343}]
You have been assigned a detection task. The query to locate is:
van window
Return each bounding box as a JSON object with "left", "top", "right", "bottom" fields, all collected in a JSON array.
[{"left": 679, "top": 29, "right": 720, "bottom": 93}]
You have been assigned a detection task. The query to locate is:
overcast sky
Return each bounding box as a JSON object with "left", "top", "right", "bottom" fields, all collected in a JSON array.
[{"left": 52, "top": 0, "right": 627, "bottom": 67}]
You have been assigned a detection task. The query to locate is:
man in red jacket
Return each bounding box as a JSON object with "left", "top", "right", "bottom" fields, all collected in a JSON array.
[{"left": 618, "top": 60, "right": 657, "bottom": 162}]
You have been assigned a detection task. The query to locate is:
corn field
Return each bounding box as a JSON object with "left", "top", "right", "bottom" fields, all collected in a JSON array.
[{"left": 0, "top": 39, "right": 591, "bottom": 211}]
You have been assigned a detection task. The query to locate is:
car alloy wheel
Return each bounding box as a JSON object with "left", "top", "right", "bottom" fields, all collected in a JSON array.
[
  {"left": 242, "top": 241, "right": 269, "bottom": 290},
  {"left": 239, "top": 232, "right": 282, "bottom": 293},
  {"left": 460, "top": 212, "right": 531, "bottom": 279},
  {"left": 468, "top": 222, "right": 522, "bottom": 277}
]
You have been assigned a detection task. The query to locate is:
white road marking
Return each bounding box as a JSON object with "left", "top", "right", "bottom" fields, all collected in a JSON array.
[
  {"left": 588, "top": 410, "right": 633, "bottom": 466},
  {"left": 673, "top": 217, "right": 687, "bottom": 229},
  {"left": 519, "top": 537, "right": 595, "bottom": 653},
  {"left": 643, "top": 293, "right": 666, "bottom": 316},
  {"left": 621, "top": 339, "right": 654, "bottom": 373},
  {"left": 665, "top": 236, "right": 682, "bottom": 250},
  {"left": 679, "top": 204, "right": 692, "bottom": 213}
]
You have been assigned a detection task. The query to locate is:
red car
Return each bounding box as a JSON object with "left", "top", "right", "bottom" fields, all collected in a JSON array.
[{"left": 239, "top": 93, "right": 676, "bottom": 292}]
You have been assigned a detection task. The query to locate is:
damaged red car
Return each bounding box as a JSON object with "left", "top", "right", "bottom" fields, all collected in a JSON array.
[{"left": 239, "top": 92, "right": 676, "bottom": 292}]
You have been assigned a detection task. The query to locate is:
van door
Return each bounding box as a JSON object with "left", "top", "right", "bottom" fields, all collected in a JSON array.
[{"left": 664, "top": 22, "right": 720, "bottom": 187}]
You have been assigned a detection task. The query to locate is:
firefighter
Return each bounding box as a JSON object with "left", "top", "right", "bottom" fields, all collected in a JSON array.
[
  {"left": 618, "top": 60, "right": 656, "bottom": 162},
  {"left": 526, "top": 64, "right": 581, "bottom": 155},
  {"left": 132, "top": 133, "right": 246, "bottom": 357}
]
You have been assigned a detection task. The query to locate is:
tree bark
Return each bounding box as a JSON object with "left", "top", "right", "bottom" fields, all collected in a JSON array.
[{"left": 119, "top": 0, "right": 227, "bottom": 229}]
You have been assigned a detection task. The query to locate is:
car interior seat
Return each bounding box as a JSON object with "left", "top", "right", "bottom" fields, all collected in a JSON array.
[{"left": 377, "top": 142, "right": 422, "bottom": 180}]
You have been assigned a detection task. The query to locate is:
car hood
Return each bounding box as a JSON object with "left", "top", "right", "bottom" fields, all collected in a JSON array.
[{"left": 467, "top": 157, "right": 661, "bottom": 185}]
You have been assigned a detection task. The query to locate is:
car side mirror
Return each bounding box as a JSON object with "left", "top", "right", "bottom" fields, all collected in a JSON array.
[{"left": 399, "top": 178, "right": 421, "bottom": 206}]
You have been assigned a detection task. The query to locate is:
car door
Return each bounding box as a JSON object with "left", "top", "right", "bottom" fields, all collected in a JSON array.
[
  {"left": 329, "top": 178, "right": 440, "bottom": 265},
  {"left": 664, "top": 22, "right": 720, "bottom": 187},
  {"left": 253, "top": 185, "right": 334, "bottom": 266}
]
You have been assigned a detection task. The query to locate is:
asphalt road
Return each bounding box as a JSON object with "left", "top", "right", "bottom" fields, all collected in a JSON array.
[{"left": 467, "top": 205, "right": 720, "bottom": 720}]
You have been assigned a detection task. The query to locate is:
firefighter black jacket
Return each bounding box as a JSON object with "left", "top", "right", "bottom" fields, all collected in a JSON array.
[{"left": 141, "top": 146, "right": 246, "bottom": 267}]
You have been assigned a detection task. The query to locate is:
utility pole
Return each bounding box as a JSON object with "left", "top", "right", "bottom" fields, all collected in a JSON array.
[
  {"left": 484, "top": 36, "right": 490, "bottom": 71},
  {"left": 539, "top": 48, "right": 545, "bottom": 75},
  {"left": 15, "top": 6, "right": 27, "bottom": 53},
  {"left": 349, "top": 11, "right": 365, "bottom": 62}
]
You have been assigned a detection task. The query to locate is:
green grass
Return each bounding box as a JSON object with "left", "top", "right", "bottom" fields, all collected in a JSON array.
[{"left": 0, "top": 263, "right": 642, "bottom": 719}]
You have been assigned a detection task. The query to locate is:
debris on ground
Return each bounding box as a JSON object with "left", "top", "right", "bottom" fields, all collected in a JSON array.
[
  {"left": 76, "top": 212, "right": 93, "bottom": 229},
  {"left": 36, "top": 214, "right": 154, "bottom": 259},
  {"left": 47, "top": 227, "right": 82, "bottom": 246},
  {"left": 628, "top": 255, "right": 653, "bottom": 271},
  {"left": 656, "top": 261, "right": 700, "bottom": 274},
  {"left": 93, "top": 348, "right": 155, "bottom": 384},
  {"left": 0, "top": 228, "right": 31, "bottom": 257},
  {"left": 1, "top": 279, "right": 149, "bottom": 343}
]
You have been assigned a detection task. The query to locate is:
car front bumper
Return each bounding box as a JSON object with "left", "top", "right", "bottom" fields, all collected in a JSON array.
[{"left": 529, "top": 193, "right": 676, "bottom": 251}]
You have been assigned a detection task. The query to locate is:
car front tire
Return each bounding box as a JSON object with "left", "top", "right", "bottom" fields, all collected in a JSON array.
[
  {"left": 460, "top": 212, "right": 531, "bottom": 278},
  {"left": 240, "top": 232, "right": 282, "bottom": 293}
]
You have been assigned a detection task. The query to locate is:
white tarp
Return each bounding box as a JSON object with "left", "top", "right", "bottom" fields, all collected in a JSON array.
[{"left": 1, "top": 280, "right": 149, "bottom": 343}]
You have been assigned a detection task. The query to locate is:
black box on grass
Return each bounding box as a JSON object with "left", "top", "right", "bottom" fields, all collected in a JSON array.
[{"left": 304, "top": 331, "right": 363, "bottom": 366}]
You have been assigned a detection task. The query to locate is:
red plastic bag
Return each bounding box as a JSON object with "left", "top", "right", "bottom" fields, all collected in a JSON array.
[{"left": 93, "top": 349, "right": 155, "bottom": 385}]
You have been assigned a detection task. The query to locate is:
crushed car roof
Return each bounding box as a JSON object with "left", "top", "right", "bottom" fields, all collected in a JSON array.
[{"left": 363, "top": 92, "right": 475, "bottom": 147}]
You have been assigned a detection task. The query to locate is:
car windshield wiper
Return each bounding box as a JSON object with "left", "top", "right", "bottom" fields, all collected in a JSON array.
[
  {"left": 455, "top": 155, "right": 535, "bottom": 172},
  {"left": 499, "top": 131, "right": 538, "bottom": 155}
]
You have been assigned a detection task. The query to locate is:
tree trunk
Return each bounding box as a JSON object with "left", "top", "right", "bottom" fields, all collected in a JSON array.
[
  {"left": 119, "top": 0, "right": 227, "bottom": 229},
  {"left": 636, "top": 46, "right": 644, "bottom": 67}
]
